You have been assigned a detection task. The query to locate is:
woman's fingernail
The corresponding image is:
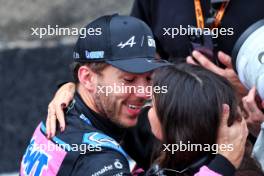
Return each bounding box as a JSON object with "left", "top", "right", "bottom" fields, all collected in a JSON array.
[
  {"left": 223, "top": 104, "right": 229, "bottom": 113},
  {"left": 192, "top": 50, "right": 199, "bottom": 56},
  {"left": 61, "top": 103, "right": 66, "bottom": 108}
]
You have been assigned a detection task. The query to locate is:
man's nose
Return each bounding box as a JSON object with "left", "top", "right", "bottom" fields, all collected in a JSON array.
[{"left": 134, "top": 83, "right": 151, "bottom": 99}]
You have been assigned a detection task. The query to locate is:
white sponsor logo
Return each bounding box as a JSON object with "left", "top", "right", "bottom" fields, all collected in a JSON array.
[
  {"left": 88, "top": 133, "right": 119, "bottom": 146},
  {"left": 147, "top": 36, "right": 156, "bottom": 47},
  {"left": 91, "top": 160, "right": 124, "bottom": 176},
  {"left": 114, "top": 160, "right": 123, "bottom": 169},
  {"left": 91, "top": 165, "right": 113, "bottom": 176},
  {"left": 117, "top": 36, "right": 136, "bottom": 48},
  {"left": 73, "top": 52, "right": 80, "bottom": 59}
]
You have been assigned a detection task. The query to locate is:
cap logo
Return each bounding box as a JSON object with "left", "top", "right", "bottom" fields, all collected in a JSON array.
[
  {"left": 85, "top": 50, "right": 104, "bottom": 59},
  {"left": 147, "top": 36, "right": 156, "bottom": 48},
  {"left": 73, "top": 52, "right": 80, "bottom": 59},
  {"left": 117, "top": 36, "right": 136, "bottom": 48}
]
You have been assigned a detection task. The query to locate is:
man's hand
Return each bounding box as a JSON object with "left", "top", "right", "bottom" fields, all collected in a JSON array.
[
  {"left": 242, "top": 86, "right": 264, "bottom": 124},
  {"left": 186, "top": 51, "right": 248, "bottom": 99},
  {"left": 46, "top": 82, "right": 76, "bottom": 138},
  {"left": 217, "top": 104, "right": 248, "bottom": 169}
]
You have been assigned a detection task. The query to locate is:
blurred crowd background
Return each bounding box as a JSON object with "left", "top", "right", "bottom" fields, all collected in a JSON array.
[{"left": 0, "top": 0, "right": 133, "bottom": 174}]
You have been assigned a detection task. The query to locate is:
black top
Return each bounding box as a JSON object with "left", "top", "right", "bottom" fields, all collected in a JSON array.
[{"left": 131, "top": 0, "right": 264, "bottom": 62}]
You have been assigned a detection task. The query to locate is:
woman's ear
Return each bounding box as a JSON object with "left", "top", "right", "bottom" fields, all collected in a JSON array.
[{"left": 78, "top": 65, "right": 97, "bottom": 91}]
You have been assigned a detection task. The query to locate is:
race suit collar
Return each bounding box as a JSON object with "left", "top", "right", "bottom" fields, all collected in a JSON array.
[{"left": 74, "top": 92, "right": 126, "bottom": 143}]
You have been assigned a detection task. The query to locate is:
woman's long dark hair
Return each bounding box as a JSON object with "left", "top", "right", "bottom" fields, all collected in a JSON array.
[{"left": 152, "top": 64, "right": 238, "bottom": 174}]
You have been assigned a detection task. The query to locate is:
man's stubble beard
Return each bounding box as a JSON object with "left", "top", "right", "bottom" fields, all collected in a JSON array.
[{"left": 93, "top": 84, "right": 125, "bottom": 128}]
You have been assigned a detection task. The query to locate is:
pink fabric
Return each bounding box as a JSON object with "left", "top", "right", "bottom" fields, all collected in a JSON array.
[
  {"left": 194, "top": 166, "right": 222, "bottom": 176},
  {"left": 132, "top": 166, "right": 144, "bottom": 176},
  {"left": 20, "top": 123, "right": 67, "bottom": 176}
]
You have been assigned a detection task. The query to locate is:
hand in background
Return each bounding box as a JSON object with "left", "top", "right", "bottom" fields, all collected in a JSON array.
[{"left": 187, "top": 51, "right": 248, "bottom": 99}]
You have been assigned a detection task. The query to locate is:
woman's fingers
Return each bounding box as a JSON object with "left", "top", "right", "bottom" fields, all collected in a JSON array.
[
  {"left": 47, "top": 103, "right": 57, "bottom": 138},
  {"left": 55, "top": 103, "right": 66, "bottom": 132},
  {"left": 186, "top": 56, "right": 198, "bottom": 65},
  {"left": 46, "top": 111, "right": 51, "bottom": 138},
  {"left": 218, "top": 51, "right": 233, "bottom": 69},
  {"left": 242, "top": 87, "right": 264, "bottom": 123},
  {"left": 45, "top": 83, "right": 76, "bottom": 137},
  {"left": 220, "top": 104, "right": 230, "bottom": 127}
]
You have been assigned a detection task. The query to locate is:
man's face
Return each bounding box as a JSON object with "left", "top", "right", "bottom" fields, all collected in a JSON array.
[{"left": 93, "top": 66, "right": 152, "bottom": 128}]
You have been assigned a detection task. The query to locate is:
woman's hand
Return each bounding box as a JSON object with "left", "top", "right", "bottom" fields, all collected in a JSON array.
[
  {"left": 46, "top": 82, "right": 76, "bottom": 138},
  {"left": 217, "top": 104, "right": 248, "bottom": 169}
]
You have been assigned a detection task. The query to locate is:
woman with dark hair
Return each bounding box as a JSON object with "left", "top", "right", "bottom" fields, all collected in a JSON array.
[{"left": 144, "top": 64, "right": 246, "bottom": 175}]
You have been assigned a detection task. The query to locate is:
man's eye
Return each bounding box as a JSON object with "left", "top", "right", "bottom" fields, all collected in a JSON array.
[
  {"left": 146, "top": 76, "right": 152, "bottom": 82},
  {"left": 124, "top": 78, "right": 134, "bottom": 83}
]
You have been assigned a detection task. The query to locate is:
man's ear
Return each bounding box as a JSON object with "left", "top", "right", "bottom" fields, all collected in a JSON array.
[{"left": 78, "top": 65, "right": 97, "bottom": 91}]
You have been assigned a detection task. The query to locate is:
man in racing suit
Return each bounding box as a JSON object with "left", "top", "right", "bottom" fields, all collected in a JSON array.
[{"left": 20, "top": 14, "right": 171, "bottom": 176}]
